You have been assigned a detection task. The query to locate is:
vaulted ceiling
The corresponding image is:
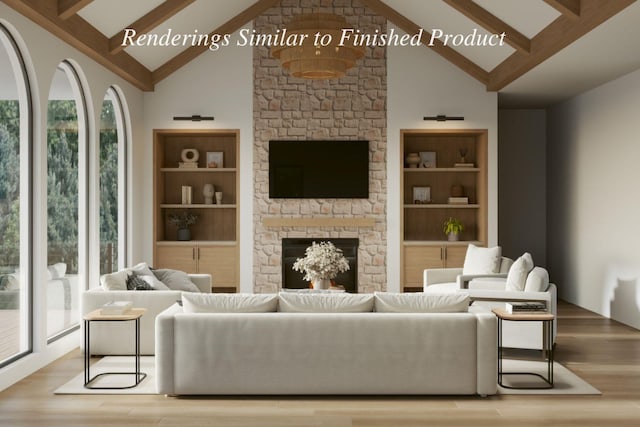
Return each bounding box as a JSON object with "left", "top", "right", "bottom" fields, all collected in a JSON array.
[{"left": 3, "top": 0, "right": 639, "bottom": 107}]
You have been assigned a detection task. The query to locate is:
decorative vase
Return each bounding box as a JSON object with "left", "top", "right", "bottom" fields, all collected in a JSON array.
[
  {"left": 313, "top": 278, "right": 332, "bottom": 290},
  {"left": 177, "top": 228, "right": 191, "bottom": 241},
  {"left": 405, "top": 152, "right": 420, "bottom": 168},
  {"left": 215, "top": 191, "right": 223, "bottom": 204},
  {"left": 448, "top": 232, "right": 459, "bottom": 242},
  {"left": 203, "top": 184, "right": 214, "bottom": 204}
]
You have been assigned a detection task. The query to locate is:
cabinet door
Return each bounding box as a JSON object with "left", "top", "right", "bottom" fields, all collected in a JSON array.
[
  {"left": 403, "top": 246, "right": 444, "bottom": 287},
  {"left": 444, "top": 245, "right": 468, "bottom": 268},
  {"left": 156, "top": 245, "right": 198, "bottom": 273},
  {"left": 198, "top": 246, "right": 238, "bottom": 288}
]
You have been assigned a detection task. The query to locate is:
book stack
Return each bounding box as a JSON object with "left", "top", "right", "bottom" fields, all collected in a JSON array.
[
  {"left": 181, "top": 185, "right": 193, "bottom": 204},
  {"left": 178, "top": 161, "right": 198, "bottom": 169},
  {"left": 101, "top": 301, "right": 133, "bottom": 315},
  {"left": 448, "top": 197, "right": 469, "bottom": 204},
  {"left": 506, "top": 301, "right": 547, "bottom": 314},
  {"left": 454, "top": 163, "right": 475, "bottom": 168}
]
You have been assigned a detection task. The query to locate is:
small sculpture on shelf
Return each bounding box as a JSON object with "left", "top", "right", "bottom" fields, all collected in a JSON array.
[
  {"left": 203, "top": 184, "right": 215, "bottom": 204},
  {"left": 168, "top": 211, "right": 198, "bottom": 241},
  {"left": 405, "top": 152, "right": 420, "bottom": 168},
  {"left": 179, "top": 148, "right": 199, "bottom": 168}
]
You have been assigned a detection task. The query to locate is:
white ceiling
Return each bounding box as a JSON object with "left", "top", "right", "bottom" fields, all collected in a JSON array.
[{"left": 6, "top": 0, "right": 640, "bottom": 107}]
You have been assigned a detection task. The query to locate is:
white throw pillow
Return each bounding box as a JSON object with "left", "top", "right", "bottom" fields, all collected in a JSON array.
[
  {"left": 462, "top": 244, "right": 502, "bottom": 275},
  {"left": 524, "top": 267, "right": 550, "bottom": 292},
  {"left": 182, "top": 293, "right": 279, "bottom": 313},
  {"left": 100, "top": 269, "right": 129, "bottom": 291},
  {"left": 278, "top": 293, "right": 374, "bottom": 313},
  {"left": 374, "top": 292, "right": 469, "bottom": 313},
  {"left": 129, "top": 262, "right": 169, "bottom": 290},
  {"left": 506, "top": 253, "right": 534, "bottom": 291}
]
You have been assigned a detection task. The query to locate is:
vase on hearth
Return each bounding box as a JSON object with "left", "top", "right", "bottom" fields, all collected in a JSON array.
[{"left": 312, "top": 278, "right": 332, "bottom": 290}]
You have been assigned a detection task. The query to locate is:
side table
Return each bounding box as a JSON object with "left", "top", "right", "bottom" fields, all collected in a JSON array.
[
  {"left": 84, "top": 307, "right": 147, "bottom": 389},
  {"left": 492, "top": 307, "right": 555, "bottom": 389}
]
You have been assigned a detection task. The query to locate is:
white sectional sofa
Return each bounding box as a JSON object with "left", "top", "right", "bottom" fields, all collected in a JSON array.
[
  {"left": 155, "top": 292, "right": 498, "bottom": 396},
  {"left": 81, "top": 272, "right": 210, "bottom": 355}
]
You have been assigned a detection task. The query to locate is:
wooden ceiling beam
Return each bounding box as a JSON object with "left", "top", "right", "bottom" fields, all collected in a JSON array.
[
  {"left": 3, "top": 0, "right": 154, "bottom": 91},
  {"left": 109, "top": 0, "right": 196, "bottom": 54},
  {"left": 544, "top": 0, "right": 581, "bottom": 19},
  {"left": 488, "top": 0, "right": 635, "bottom": 91},
  {"left": 58, "top": 0, "right": 93, "bottom": 20},
  {"left": 152, "top": 0, "right": 281, "bottom": 85},
  {"left": 444, "top": 0, "right": 531, "bottom": 53},
  {"left": 360, "top": 0, "right": 489, "bottom": 85}
]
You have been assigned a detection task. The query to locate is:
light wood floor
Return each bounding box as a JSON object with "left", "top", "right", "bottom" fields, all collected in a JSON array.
[{"left": 1, "top": 301, "right": 639, "bottom": 427}]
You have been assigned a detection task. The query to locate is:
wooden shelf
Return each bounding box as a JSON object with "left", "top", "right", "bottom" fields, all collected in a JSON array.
[
  {"left": 160, "top": 204, "right": 236, "bottom": 209},
  {"left": 156, "top": 240, "right": 237, "bottom": 246},
  {"left": 403, "top": 167, "right": 480, "bottom": 172},
  {"left": 403, "top": 240, "right": 482, "bottom": 246},
  {"left": 404, "top": 204, "right": 480, "bottom": 209},
  {"left": 160, "top": 168, "right": 237, "bottom": 172},
  {"left": 400, "top": 129, "right": 488, "bottom": 290},
  {"left": 153, "top": 129, "right": 240, "bottom": 290},
  {"left": 262, "top": 217, "right": 376, "bottom": 228}
]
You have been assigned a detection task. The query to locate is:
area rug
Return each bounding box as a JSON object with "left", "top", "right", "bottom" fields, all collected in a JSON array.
[
  {"left": 54, "top": 356, "right": 157, "bottom": 395},
  {"left": 497, "top": 359, "right": 601, "bottom": 395},
  {"left": 55, "top": 356, "right": 600, "bottom": 396}
]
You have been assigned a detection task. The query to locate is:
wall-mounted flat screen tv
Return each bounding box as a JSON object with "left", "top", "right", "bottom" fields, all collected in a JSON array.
[{"left": 269, "top": 140, "right": 369, "bottom": 199}]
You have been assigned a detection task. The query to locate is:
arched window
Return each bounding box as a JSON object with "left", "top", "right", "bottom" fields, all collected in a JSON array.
[
  {"left": 100, "top": 87, "right": 127, "bottom": 273},
  {"left": 0, "top": 23, "right": 32, "bottom": 366},
  {"left": 46, "top": 61, "right": 88, "bottom": 340}
]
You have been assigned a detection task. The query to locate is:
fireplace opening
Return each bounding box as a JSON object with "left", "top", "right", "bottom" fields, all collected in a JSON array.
[{"left": 282, "top": 238, "right": 358, "bottom": 293}]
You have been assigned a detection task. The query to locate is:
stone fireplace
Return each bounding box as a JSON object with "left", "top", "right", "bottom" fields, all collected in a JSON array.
[
  {"left": 282, "top": 238, "right": 359, "bottom": 293},
  {"left": 252, "top": 0, "right": 387, "bottom": 294}
]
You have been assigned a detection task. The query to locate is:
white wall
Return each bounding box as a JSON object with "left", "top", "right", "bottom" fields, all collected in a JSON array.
[
  {"left": 142, "top": 28, "right": 254, "bottom": 292},
  {"left": 0, "top": 4, "right": 144, "bottom": 391},
  {"left": 548, "top": 67, "right": 640, "bottom": 329},
  {"left": 498, "top": 110, "right": 546, "bottom": 264},
  {"left": 387, "top": 24, "right": 498, "bottom": 291}
]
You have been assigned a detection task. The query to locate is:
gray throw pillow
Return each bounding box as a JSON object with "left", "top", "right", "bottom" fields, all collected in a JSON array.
[{"left": 152, "top": 269, "right": 199, "bottom": 292}]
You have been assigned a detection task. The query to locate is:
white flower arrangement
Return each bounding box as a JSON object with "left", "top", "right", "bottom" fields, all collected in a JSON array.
[{"left": 292, "top": 241, "right": 350, "bottom": 281}]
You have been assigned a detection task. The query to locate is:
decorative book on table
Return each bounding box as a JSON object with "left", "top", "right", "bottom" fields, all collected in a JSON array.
[
  {"left": 101, "top": 301, "right": 133, "bottom": 315},
  {"left": 506, "top": 301, "right": 547, "bottom": 313}
]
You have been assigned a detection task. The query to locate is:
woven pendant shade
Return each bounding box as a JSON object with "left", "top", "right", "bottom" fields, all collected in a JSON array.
[{"left": 271, "top": 13, "right": 365, "bottom": 79}]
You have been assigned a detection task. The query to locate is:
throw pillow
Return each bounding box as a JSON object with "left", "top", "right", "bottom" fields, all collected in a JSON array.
[
  {"left": 278, "top": 293, "right": 374, "bottom": 313},
  {"left": 152, "top": 269, "right": 200, "bottom": 292},
  {"left": 100, "top": 269, "right": 129, "bottom": 291},
  {"left": 524, "top": 267, "right": 550, "bottom": 292},
  {"left": 126, "top": 275, "right": 153, "bottom": 291},
  {"left": 182, "top": 293, "right": 279, "bottom": 313},
  {"left": 462, "top": 244, "right": 502, "bottom": 275},
  {"left": 505, "top": 253, "right": 534, "bottom": 291},
  {"left": 374, "top": 292, "right": 470, "bottom": 313},
  {"left": 129, "top": 262, "right": 169, "bottom": 290}
]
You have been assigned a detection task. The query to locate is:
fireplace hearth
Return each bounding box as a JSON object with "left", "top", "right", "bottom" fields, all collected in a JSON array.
[{"left": 282, "top": 238, "right": 359, "bottom": 293}]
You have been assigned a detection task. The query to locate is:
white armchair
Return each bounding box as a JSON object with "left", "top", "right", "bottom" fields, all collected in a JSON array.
[{"left": 423, "top": 248, "right": 557, "bottom": 350}]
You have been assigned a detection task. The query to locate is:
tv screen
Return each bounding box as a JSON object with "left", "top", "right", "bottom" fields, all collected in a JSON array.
[{"left": 269, "top": 140, "right": 369, "bottom": 199}]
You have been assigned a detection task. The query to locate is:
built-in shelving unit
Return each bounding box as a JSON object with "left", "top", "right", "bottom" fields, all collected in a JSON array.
[
  {"left": 400, "top": 129, "right": 488, "bottom": 290},
  {"left": 153, "top": 129, "right": 239, "bottom": 291}
]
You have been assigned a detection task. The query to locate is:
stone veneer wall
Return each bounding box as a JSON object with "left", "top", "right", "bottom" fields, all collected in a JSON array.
[{"left": 253, "top": 0, "right": 387, "bottom": 293}]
